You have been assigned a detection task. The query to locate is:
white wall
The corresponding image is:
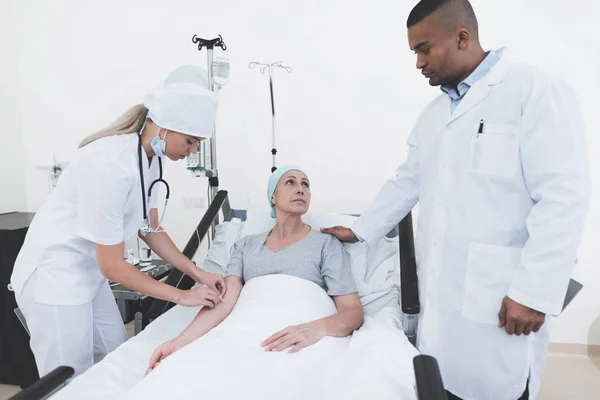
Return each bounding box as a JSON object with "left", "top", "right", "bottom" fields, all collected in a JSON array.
[
  {"left": 14, "top": 0, "right": 599, "bottom": 344},
  {"left": 0, "top": 0, "right": 27, "bottom": 213}
]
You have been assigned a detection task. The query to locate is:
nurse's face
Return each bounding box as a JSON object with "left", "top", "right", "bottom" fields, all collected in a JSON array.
[
  {"left": 164, "top": 131, "right": 203, "bottom": 161},
  {"left": 272, "top": 171, "right": 311, "bottom": 217},
  {"left": 407, "top": 13, "right": 468, "bottom": 87}
]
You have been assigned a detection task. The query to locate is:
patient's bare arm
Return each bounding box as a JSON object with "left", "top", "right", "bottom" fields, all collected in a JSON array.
[
  {"left": 261, "top": 293, "right": 364, "bottom": 353},
  {"left": 174, "top": 276, "right": 243, "bottom": 345},
  {"left": 146, "top": 276, "right": 243, "bottom": 373},
  {"left": 179, "top": 277, "right": 243, "bottom": 334},
  {"left": 314, "top": 293, "right": 364, "bottom": 337}
]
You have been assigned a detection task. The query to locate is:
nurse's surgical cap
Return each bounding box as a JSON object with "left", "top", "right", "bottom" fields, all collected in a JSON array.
[
  {"left": 143, "top": 65, "right": 218, "bottom": 139},
  {"left": 267, "top": 166, "right": 308, "bottom": 218}
]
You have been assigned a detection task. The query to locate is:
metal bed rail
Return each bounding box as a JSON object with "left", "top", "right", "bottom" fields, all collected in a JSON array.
[
  {"left": 398, "top": 211, "right": 420, "bottom": 346},
  {"left": 398, "top": 212, "right": 447, "bottom": 399},
  {"left": 413, "top": 355, "right": 448, "bottom": 400},
  {"left": 8, "top": 366, "right": 74, "bottom": 400}
]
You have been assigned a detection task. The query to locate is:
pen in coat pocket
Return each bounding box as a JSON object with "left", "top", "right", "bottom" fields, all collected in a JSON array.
[{"left": 477, "top": 119, "right": 484, "bottom": 138}]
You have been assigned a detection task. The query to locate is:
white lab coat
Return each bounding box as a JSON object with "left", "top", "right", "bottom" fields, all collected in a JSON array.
[
  {"left": 352, "top": 48, "right": 589, "bottom": 400},
  {"left": 10, "top": 133, "right": 161, "bottom": 376}
]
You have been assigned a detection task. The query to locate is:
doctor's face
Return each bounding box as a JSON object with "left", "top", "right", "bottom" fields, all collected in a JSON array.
[
  {"left": 407, "top": 14, "right": 465, "bottom": 87},
  {"left": 165, "top": 131, "right": 203, "bottom": 161},
  {"left": 272, "top": 171, "right": 311, "bottom": 217}
]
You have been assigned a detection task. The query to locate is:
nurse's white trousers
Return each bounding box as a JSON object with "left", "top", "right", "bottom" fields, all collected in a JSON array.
[{"left": 15, "top": 270, "right": 129, "bottom": 377}]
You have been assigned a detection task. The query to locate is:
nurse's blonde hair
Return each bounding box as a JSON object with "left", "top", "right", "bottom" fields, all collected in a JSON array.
[{"left": 78, "top": 104, "right": 149, "bottom": 148}]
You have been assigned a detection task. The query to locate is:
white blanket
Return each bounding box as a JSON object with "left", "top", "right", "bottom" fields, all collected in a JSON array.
[{"left": 53, "top": 275, "right": 418, "bottom": 399}]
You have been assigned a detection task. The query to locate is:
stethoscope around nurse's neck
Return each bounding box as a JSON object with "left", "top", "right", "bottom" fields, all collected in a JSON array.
[{"left": 138, "top": 124, "right": 170, "bottom": 237}]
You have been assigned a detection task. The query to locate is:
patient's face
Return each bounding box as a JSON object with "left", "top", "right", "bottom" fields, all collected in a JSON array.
[{"left": 272, "top": 171, "right": 311, "bottom": 217}]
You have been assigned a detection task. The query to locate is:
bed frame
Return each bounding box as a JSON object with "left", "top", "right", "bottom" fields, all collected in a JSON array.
[{"left": 9, "top": 189, "right": 448, "bottom": 400}]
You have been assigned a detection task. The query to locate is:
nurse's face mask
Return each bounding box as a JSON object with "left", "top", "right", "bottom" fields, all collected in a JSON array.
[
  {"left": 150, "top": 127, "right": 169, "bottom": 158},
  {"left": 150, "top": 126, "right": 202, "bottom": 161}
]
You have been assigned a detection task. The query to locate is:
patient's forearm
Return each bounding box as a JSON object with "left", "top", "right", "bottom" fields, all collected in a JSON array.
[
  {"left": 313, "top": 305, "right": 364, "bottom": 338},
  {"left": 175, "top": 276, "right": 243, "bottom": 346}
]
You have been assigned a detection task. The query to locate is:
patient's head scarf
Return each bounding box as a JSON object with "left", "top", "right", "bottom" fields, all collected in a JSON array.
[{"left": 267, "top": 166, "right": 308, "bottom": 218}]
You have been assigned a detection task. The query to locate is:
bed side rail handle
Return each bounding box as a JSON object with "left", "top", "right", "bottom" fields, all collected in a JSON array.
[
  {"left": 399, "top": 211, "right": 420, "bottom": 345},
  {"left": 413, "top": 355, "right": 448, "bottom": 400},
  {"left": 399, "top": 211, "right": 419, "bottom": 316},
  {"left": 182, "top": 190, "right": 229, "bottom": 260},
  {"left": 9, "top": 366, "right": 74, "bottom": 400}
]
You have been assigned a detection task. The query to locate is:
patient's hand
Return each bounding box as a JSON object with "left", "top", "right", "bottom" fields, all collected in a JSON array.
[
  {"left": 261, "top": 323, "right": 323, "bottom": 353},
  {"left": 146, "top": 339, "right": 184, "bottom": 375}
]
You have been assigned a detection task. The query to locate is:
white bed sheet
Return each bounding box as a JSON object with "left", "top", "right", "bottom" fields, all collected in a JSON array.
[
  {"left": 50, "top": 276, "right": 419, "bottom": 400},
  {"left": 49, "top": 297, "right": 201, "bottom": 399}
]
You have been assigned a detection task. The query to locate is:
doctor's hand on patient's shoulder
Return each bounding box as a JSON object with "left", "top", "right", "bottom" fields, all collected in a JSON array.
[
  {"left": 261, "top": 322, "right": 323, "bottom": 353},
  {"left": 498, "top": 296, "right": 545, "bottom": 336},
  {"left": 198, "top": 270, "right": 227, "bottom": 297},
  {"left": 320, "top": 226, "right": 359, "bottom": 243},
  {"left": 177, "top": 285, "right": 221, "bottom": 308},
  {"left": 146, "top": 339, "right": 184, "bottom": 375}
]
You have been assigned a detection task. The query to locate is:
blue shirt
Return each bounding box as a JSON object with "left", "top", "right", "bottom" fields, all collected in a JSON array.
[{"left": 441, "top": 50, "right": 501, "bottom": 114}]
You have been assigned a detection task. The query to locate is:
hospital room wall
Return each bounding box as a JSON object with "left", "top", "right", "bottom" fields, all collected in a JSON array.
[
  {"left": 13, "top": 0, "right": 600, "bottom": 345},
  {"left": 0, "top": 0, "right": 27, "bottom": 214}
]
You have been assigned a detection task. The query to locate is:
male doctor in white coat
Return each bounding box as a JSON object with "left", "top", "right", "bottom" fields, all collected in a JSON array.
[{"left": 323, "top": 1, "right": 590, "bottom": 399}]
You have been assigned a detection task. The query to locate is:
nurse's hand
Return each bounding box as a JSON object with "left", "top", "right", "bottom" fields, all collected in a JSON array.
[
  {"left": 498, "top": 296, "right": 546, "bottom": 336},
  {"left": 199, "top": 271, "right": 227, "bottom": 297},
  {"left": 146, "top": 339, "right": 183, "bottom": 375},
  {"left": 320, "top": 226, "right": 359, "bottom": 243},
  {"left": 178, "top": 285, "right": 220, "bottom": 308}
]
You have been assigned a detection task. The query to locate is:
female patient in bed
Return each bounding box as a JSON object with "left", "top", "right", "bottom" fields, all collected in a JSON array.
[{"left": 146, "top": 166, "right": 364, "bottom": 373}]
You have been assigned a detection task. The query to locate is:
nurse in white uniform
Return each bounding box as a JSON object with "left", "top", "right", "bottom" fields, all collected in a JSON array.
[
  {"left": 323, "top": 1, "right": 589, "bottom": 399},
  {"left": 9, "top": 65, "right": 227, "bottom": 377}
]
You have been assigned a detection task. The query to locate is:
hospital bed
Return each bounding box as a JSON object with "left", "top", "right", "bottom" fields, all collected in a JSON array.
[{"left": 10, "top": 189, "right": 448, "bottom": 400}]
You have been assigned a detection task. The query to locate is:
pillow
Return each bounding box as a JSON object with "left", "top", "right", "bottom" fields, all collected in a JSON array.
[
  {"left": 302, "top": 212, "right": 359, "bottom": 231},
  {"left": 241, "top": 196, "right": 275, "bottom": 236},
  {"left": 342, "top": 236, "right": 400, "bottom": 316},
  {"left": 308, "top": 213, "right": 401, "bottom": 317},
  {"left": 201, "top": 220, "right": 245, "bottom": 275}
]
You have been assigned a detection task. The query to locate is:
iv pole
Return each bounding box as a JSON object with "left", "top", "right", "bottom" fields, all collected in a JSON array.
[
  {"left": 191, "top": 34, "right": 227, "bottom": 236},
  {"left": 248, "top": 61, "right": 292, "bottom": 172}
]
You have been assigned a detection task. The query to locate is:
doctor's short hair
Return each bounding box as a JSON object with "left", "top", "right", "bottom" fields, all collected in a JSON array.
[{"left": 407, "top": 0, "right": 479, "bottom": 40}]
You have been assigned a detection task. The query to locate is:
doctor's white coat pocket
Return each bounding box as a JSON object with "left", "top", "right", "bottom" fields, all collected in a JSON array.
[
  {"left": 463, "top": 243, "right": 522, "bottom": 325},
  {"left": 468, "top": 125, "right": 520, "bottom": 178}
]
